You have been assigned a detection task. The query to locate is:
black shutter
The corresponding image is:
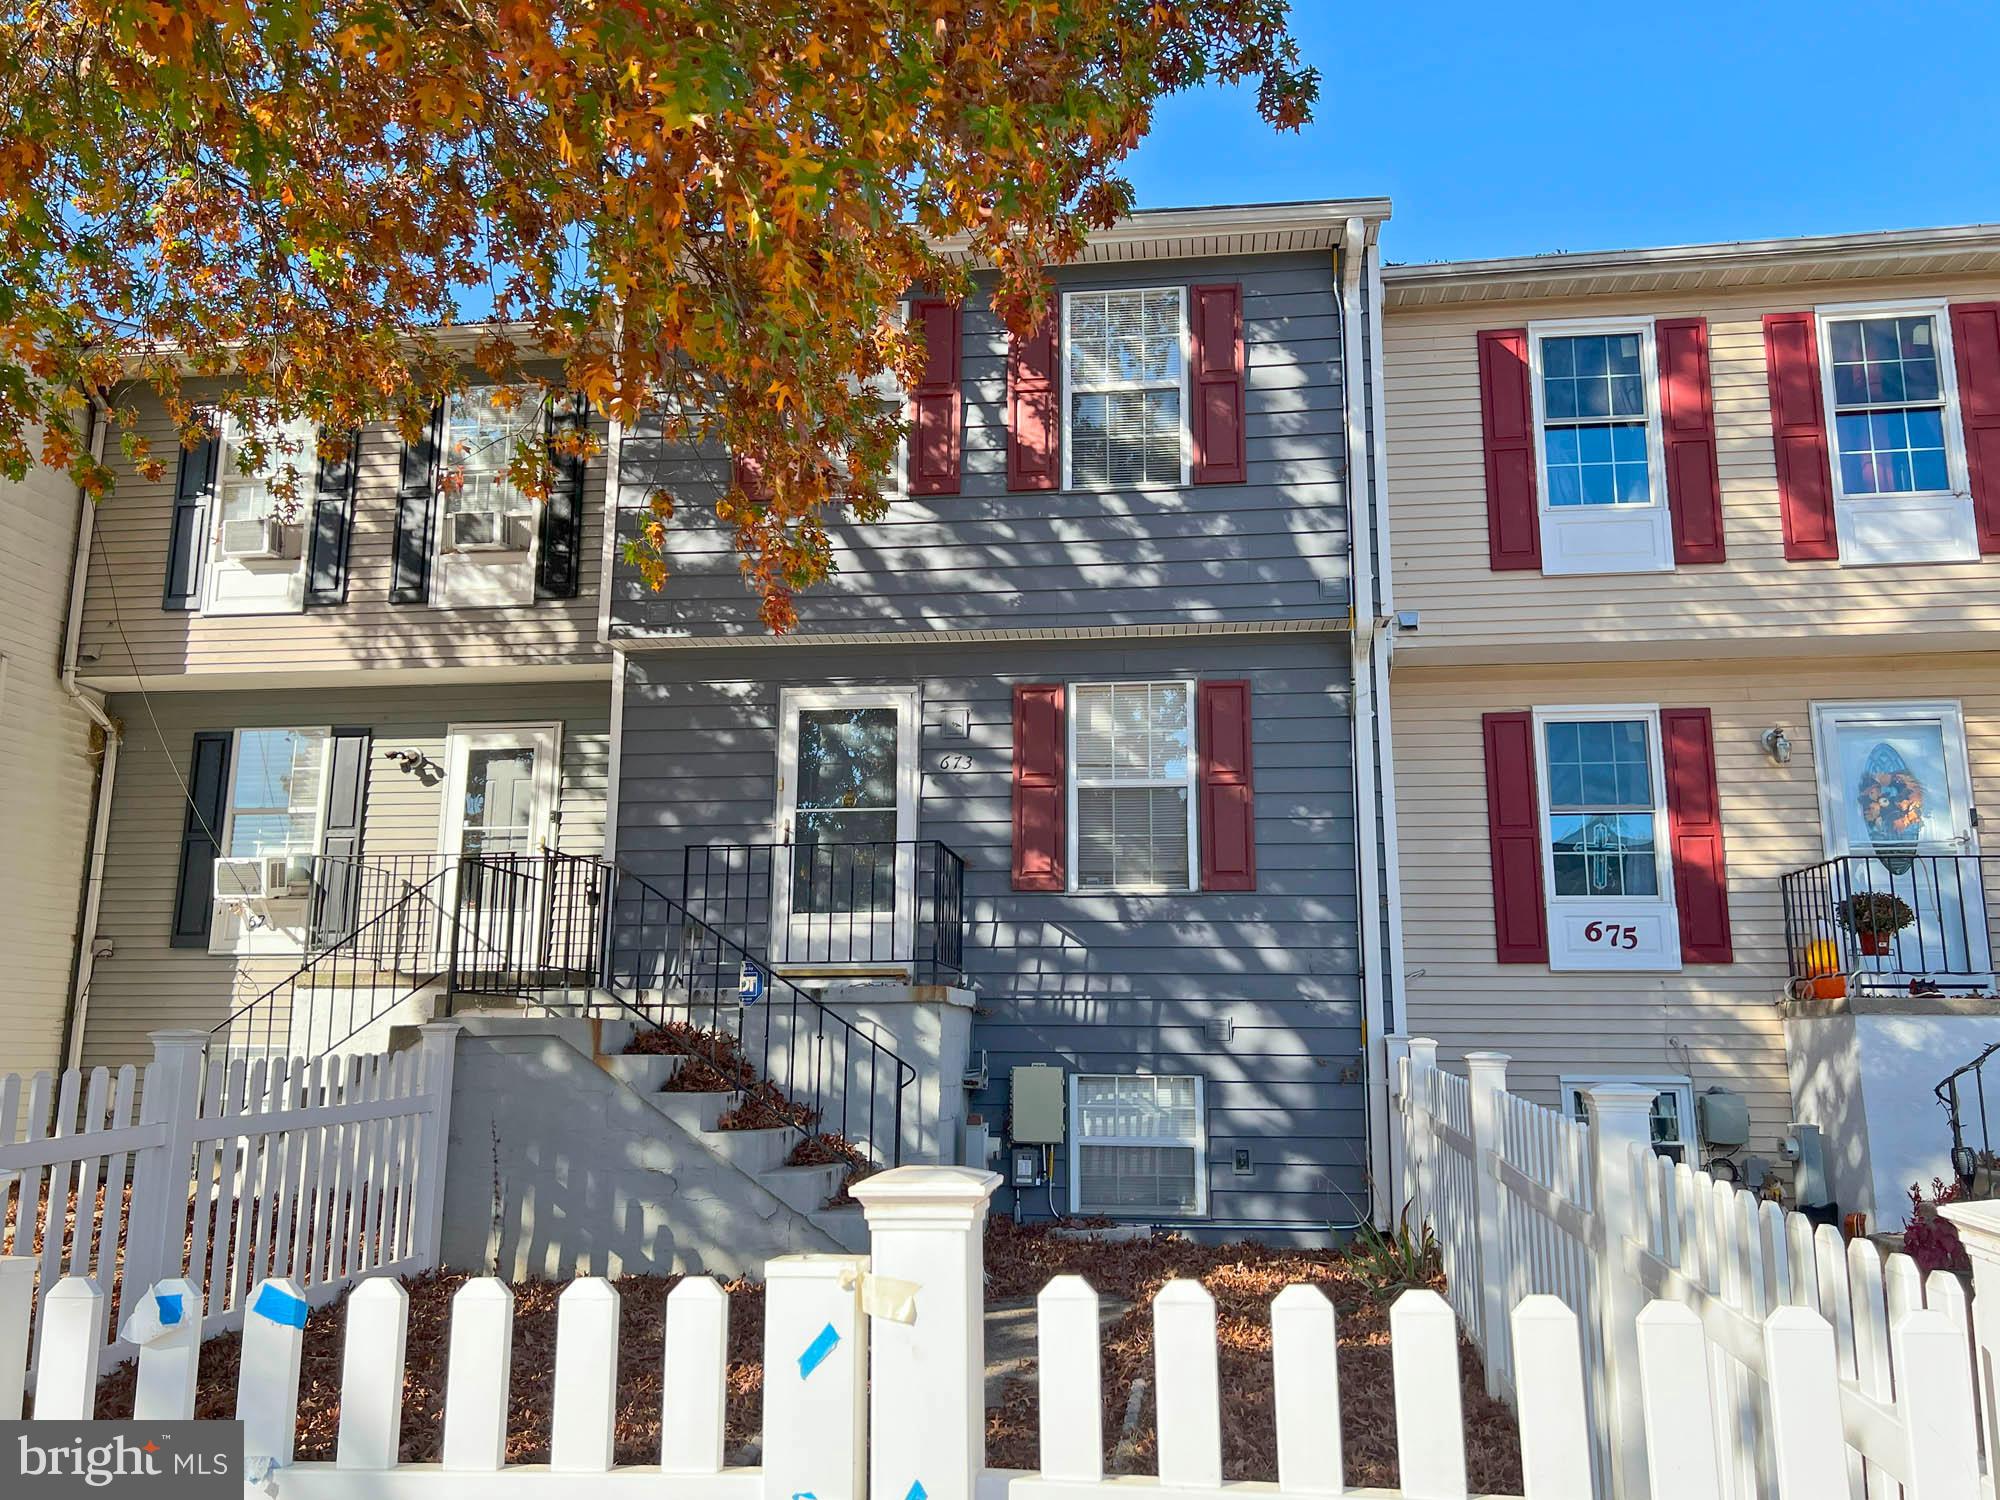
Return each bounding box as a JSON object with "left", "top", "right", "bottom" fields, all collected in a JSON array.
[
  {"left": 391, "top": 404, "right": 443, "bottom": 604},
  {"left": 537, "top": 392, "right": 587, "bottom": 600},
  {"left": 163, "top": 434, "right": 219, "bottom": 610},
  {"left": 312, "top": 727, "right": 371, "bottom": 944},
  {"left": 170, "top": 732, "right": 233, "bottom": 947},
  {"left": 305, "top": 429, "right": 361, "bottom": 607}
]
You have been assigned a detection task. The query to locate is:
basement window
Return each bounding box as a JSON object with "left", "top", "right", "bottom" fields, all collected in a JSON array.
[{"left": 1068, "top": 1074, "right": 1207, "bottom": 1217}]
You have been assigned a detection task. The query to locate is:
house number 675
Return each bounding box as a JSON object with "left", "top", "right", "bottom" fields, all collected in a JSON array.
[{"left": 1583, "top": 921, "right": 1640, "bottom": 949}]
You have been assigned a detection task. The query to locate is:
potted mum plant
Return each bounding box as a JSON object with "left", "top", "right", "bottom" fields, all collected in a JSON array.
[{"left": 1835, "top": 891, "right": 1917, "bottom": 955}]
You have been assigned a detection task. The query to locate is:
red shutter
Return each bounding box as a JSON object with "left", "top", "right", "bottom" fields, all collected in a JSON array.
[
  {"left": 1949, "top": 302, "right": 2000, "bottom": 554},
  {"left": 1197, "top": 681, "right": 1256, "bottom": 892},
  {"left": 1006, "top": 303, "right": 1060, "bottom": 491},
  {"left": 1189, "top": 283, "right": 1246, "bottom": 484},
  {"left": 1762, "top": 312, "right": 1839, "bottom": 560},
  {"left": 1661, "top": 707, "right": 1733, "bottom": 964},
  {"left": 1656, "top": 317, "right": 1726, "bottom": 564},
  {"left": 908, "top": 298, "right": 962, "bottom": 496},
  {"left": 1482, "top": 711, "right": 1548, "bottom": 964},
  {"left": 732, "top": 453, "right": 770, "bottom": 502},
  {"left": 1478, "top": 329, "right": 1541, "bottom": 571},
  {"left": 1011, "top": 684, "right": 1065, "bottom": 892}
]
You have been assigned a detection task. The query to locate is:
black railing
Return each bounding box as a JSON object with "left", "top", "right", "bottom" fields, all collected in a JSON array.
[
  {"left": 680, "top": 841, "right": 966, "bottom": 982},
  {"left": 1781, "top": 854, "right": 1999, "bottom": 994},
  {"left": 1938, "top": 1041, "right": 2000, "bottom": 1190},
  {"left": 209, "top": 863, "right": 457, "bottom": 1069},
  {"left": 217, "top": 852, "right": 920, "bottom": 1169}
]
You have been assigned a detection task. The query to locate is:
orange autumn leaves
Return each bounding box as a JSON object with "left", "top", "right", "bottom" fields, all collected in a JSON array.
[{"left": 0, "top": 0, "right": 1315, "bottom": 631}]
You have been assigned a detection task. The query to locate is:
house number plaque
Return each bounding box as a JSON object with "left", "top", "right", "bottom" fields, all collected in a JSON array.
[{"left": 936, "top": 753, "right": 975, "bottom": 772}]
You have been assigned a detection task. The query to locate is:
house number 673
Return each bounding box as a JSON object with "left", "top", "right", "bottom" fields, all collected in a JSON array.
[
  {"left": 936, "top": 753, "right": 975, "bottom": 772},
  {"left": 1583, "top": 921, "right": 1639, "bottom": 949}
]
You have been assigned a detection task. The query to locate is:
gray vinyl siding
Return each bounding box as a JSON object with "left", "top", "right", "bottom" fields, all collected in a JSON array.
[
  {"left": 610, "top": 251, "right": 1350, "bottom": 641},
  {"left": 617, "top": 635, "right": 1364, "bottom": 1225},
  {"left": 81, "top": 681, "right": 610, "bottom": 1067}
]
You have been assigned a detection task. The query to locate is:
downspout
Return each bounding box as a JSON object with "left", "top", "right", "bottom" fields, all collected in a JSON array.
[
  {"left": 59, "top": 401, "right": 122, "bottom": 1071},
  {"left": 1362, "top": 223, "right": 1413, "bottom": 1222},
  {"left": 1341, "top": 217, "right": 1391, "bottom": 1227}
]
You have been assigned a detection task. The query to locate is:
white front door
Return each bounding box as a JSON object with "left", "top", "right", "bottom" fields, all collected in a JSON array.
[
  {"left": 773, "top": 688, "right": 918, "bottom": 971},
  {"left": 440, "top": 724, "right": 562, "bottom": 965},
  {"left": 1812, "top": 701, "right": 1988, "bottom": 984}
]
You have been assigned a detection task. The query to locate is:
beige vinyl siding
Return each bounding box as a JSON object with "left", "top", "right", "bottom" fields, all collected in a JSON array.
[
  {"left": 80, "top": 681, "right": 610, "bottom": 1067},
  {"left": 1385, "top": 271, "right": 2000, "bottom": 663},
  {"left": 76, "top": 384, "right": 609, "bottom": 685},
  {"left": 0, "top": 457, "right": 98, "bottom": 1073},
  {"left": 1393, "top": 653, "right": 2000, "bottom": 1162}
]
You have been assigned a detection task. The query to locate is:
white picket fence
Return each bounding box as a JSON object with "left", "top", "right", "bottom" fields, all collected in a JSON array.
[
  {"left": 0, "top": 1024, "right": 456, "bottom": 1380},
  {"left": 1393, "top": 1035, "right": 1993, "bottom": 1499},
  {"left": 4, "top": 1164, "right": 1990, "bottom": 1500}
]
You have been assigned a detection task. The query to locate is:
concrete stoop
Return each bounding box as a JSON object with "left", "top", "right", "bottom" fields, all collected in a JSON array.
[{"left": 429, "top": 1013, "right": 862, "bottom": 1279}]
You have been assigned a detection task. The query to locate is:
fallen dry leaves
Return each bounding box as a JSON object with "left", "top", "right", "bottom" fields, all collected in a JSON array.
[{"left": 87, "top": 1221, "right": 1522, "bottom": 1491}]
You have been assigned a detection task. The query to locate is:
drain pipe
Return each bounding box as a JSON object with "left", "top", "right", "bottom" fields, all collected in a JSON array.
[{"left": 58, "top": 401, "right": 122, "bottom": 1071}]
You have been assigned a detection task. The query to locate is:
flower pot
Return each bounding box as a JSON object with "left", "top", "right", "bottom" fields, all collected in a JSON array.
[
  {"left": 1809, "top": 974, "right": 1848, "bottom": 1001},
  {"left": 1859, "top": 930, "right": 1893, "bottom": 956}
]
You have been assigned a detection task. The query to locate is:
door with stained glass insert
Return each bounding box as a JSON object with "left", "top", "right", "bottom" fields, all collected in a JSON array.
[
  {"left": 773, "top": 689, "right": 918, "bottom": 970},
  {"left": 439, "top": 724, "right": 562, "bottom": 967},
  {"left": 1812, "top": 702, "right": 1988, "bottom": 986}
]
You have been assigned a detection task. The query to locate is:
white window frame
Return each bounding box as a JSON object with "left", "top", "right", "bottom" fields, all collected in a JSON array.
[
  {"left": 1527, "top": 316, "right": 1675, "bottom": 576},
  {"left": 1813, "top": 297, "right": 1978, "bottom": 567},
  {"left": 1560, "top": 1074, "right": 1698, "bottom": 1163},
  {"left": 1066, "top": 678, "right": 1199, "bottom": 894},
  {"left": 429, "top": 384, "right": 545, "bottom": 606},
  {"left": 1067, "top": 1072, "right": 1209, "bottom": 1218},
  {"left": 1060, "top": 286, "right": 1192, "bottom": 493},
  {"left": 209, "top": 724, "right": 334, "bottom": 957},
  {"left": 202, "top": 412, "right": 315, "bottom": 617},
  {"left": 1532, "top": 704, "right": 1684, "bottom": 973}
]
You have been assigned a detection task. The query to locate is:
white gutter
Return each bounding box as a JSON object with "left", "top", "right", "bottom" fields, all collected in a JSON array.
[
  {"left": 61, "top": 403, "right": 122, "bottom": 1071},
  {"left": 602, "top": 649, "right": 626, "bottom": 865},
  {"left": 1340, "top": 216, "right": 1393, "bottom": 1227}
]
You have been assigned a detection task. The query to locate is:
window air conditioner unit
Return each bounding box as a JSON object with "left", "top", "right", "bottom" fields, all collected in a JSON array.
[
  {"left": 213, "top": 857, "right": 269, "bottom": 902},
  {"left": 264, "top": 853, "right": 316, "bottom": 899},
  {"left": 445, "top": 510, "right": 530, "bottom": 553},
  {"left": 217, "top": 515, "right": 286, "bottom": 560}
]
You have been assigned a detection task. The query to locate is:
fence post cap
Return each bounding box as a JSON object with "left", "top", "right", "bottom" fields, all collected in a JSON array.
[
  {"left": 1464, "top": 1051, "right": 1511, "bottom": 1075},
  {"left": 1582, "top": 1081, "right": 1657, "bottom": 1113},
  {"left": 146, "top": 1029, "right": 212, "bottom": 1051},
  {"left": 1941, "top": 1199, "right": 2000, "bottom": 1247},
  {"left": 848, "top": 1165, "right": 1001, "bottom": 1206}
]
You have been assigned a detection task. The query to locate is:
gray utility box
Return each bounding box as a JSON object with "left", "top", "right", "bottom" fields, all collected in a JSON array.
[{"left": 1009, "top": 1064, "right": 1066, "bottom": 1144}]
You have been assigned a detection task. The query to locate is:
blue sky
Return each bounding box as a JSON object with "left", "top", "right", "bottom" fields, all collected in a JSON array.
[{"left": 1122, "top": 2, "right": 2000, "bottom": 264}]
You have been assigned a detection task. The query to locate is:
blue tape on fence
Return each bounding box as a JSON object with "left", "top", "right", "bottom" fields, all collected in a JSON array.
[
  {"left": 798, "top": 1321, "right": 840, "bottom": 1379},
  {"left": 253, "top": 1283, "right": 309, "bottom": 1329},
  {"left": 905, "top": 1482, "right": 926, "bottom": 1500},
  {"left": 154, "top": 1291, "right": 184, "bottom": 1327}
]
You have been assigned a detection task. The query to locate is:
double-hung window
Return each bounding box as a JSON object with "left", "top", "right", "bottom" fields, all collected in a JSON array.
[
  {"left": 1069, "top": 681, "right": 1196, "bottom": 891},
  {"left": 205, "top": 414, "right": 319, "bottom": 615},
  {"left": 1534, "top": 707, "right": 1682, "bottom": 971},
  {"left": 1069, "top": 1074, "right": 1207, "bottom": 1217},
  {"left": 1816, "top": 301, "right": 1976, "bottom": 564},
  {"left": 434, "top": 385, "right": 544, "bottom": 605},
  {"left": 209, "top": 726, "right": 331, "bottom": 954},
  {"left": 1529, "top": 319, "right": 1673, "bottom": 575},
  {"left": 1064, "top": 288, "right": 1188, "bottom": 490}
]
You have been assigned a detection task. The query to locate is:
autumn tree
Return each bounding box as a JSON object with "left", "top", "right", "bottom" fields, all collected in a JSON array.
[{"left": 0, "top": 1, "right": 1315, "bottom": 628}]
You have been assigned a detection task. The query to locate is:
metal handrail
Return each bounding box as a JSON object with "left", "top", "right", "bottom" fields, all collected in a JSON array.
[
  {"left": 680, "top": 839, "right": 967, "bottom": 981},
  {"left": 1780, "top": 852, "right": 1999, "bottom": 991},
  {"left": 1938, "top": 1041, "right": 2000, "bottom": 1189},
  {"left": 207, "top": 862, "right": 458, "bottom": 1069}
]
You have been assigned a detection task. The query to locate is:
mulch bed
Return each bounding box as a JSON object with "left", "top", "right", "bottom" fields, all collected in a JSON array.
[
  {"left": 980, "top": 1219, "right": 1522, "bottom": 1494},
  {"left": 88, "top": 1221, "right": 1522, "bottom": 1491}
]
